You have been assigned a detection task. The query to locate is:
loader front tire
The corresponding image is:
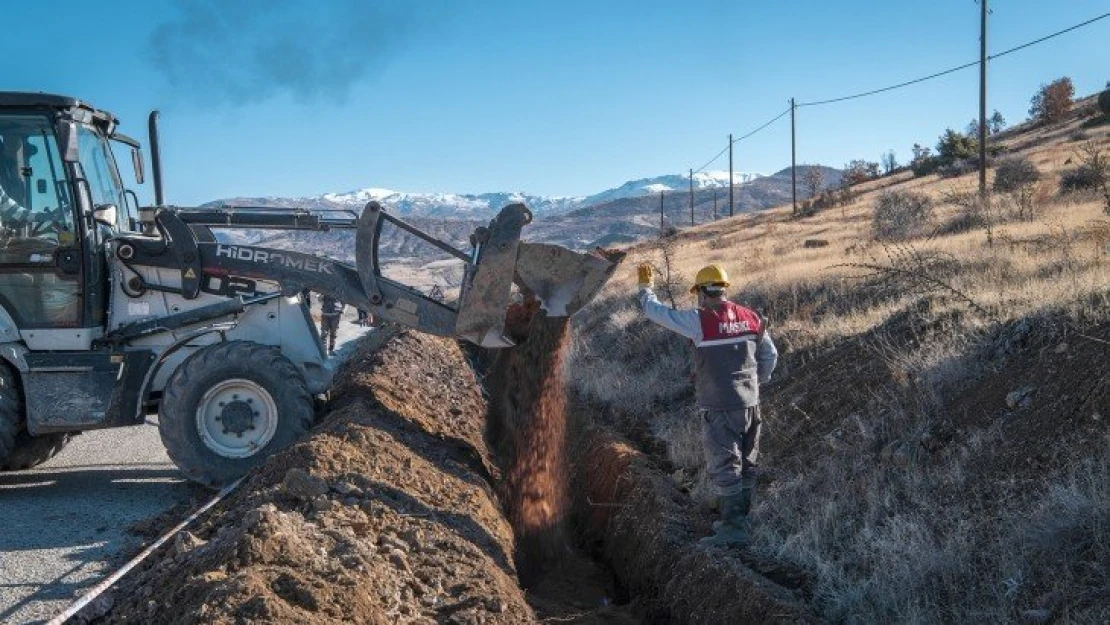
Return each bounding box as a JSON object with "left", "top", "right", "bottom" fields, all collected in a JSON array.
[{"left": 159, "top": 341, "right": 313, "bottom": 488}]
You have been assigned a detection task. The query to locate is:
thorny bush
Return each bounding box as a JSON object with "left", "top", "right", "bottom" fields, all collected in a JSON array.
[
  {"left": 993, "top": 156, "right": 1041, "bottom": 194},
  {"left": 872, "top": 190, "right": 934, "bottom": 241}
]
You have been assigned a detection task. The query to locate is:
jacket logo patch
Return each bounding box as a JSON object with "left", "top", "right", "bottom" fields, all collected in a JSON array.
[{"left": 718, "top": 320, "right": 750, "bottom": 335}]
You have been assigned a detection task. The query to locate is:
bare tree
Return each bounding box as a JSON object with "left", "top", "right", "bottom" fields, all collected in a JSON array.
[
  {"left": 803, "top": 166, "right": 825, "bottom": 198},
  {"left": 988, "top": 110, "right": 1007, "bottom": 134},
  {"left": 652, "top": 233, "right": 685, "bottom": 308},
  {"left": 843, "top": 159, "right": 881, "bottom": 186},
  {"left": 881, "top": 150, "right": 899, "bottom": 175}
]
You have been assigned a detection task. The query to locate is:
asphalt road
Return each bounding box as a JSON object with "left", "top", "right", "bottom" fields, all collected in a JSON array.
[
  {"left": 0, "top": 314, "right": 374, "bottom": 624},
  {"left": 0, "top": 421, "right": 201, "bottom": 625}
]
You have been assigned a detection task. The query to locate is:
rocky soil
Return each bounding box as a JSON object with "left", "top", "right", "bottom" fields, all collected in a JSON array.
[{"left": 99, "top": 329, "right": 535, "bottom": 624}]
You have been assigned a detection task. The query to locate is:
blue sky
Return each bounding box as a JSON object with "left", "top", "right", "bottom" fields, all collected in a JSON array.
[{"left": 4, "top": 0, "right": 1107, "bottom": 205}]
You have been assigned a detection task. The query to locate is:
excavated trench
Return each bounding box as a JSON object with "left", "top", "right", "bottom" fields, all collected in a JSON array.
[
  {"left": 482, "top": 302, "right": 815, "bottom": 623},
  {"left": 89, "top": 316, "right": 811, "bottom": 623}
]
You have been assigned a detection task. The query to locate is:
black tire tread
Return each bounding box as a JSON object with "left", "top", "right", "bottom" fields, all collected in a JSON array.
[
  {"left": 159, "top": 341, "right": 312, "bottom": 488},
  {"left": 2, "top": 431, "right": 72, "bottom": 471},
  {"left": 0, "top": 364, "right": 21, "bottom": 468}
]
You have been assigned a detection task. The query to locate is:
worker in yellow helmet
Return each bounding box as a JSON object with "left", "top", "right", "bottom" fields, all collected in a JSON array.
[{"left": 637, "top": 263, "right": 778, "bottom": 547}]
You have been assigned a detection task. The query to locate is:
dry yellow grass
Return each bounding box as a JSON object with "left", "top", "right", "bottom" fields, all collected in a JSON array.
[
  {"left": 603, "top": 109, "right": 1109, "bottom": 346},
  {"left": 569, "top": 99, "right": 1110, "bottom": 623}
]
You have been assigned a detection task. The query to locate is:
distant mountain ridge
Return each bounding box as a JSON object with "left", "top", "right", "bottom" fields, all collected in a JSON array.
[
  {"left": 204, "top": 170, "right": 766, "bottom": 220},
  {"left": 206, "top": 165, "right": 841, "bottom": 271}
]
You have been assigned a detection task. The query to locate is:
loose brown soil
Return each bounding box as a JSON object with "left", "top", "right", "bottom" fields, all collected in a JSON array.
[
  {"left": 95, "top": 327, "right": 639, "bottom": 624},
  {"left": 485, "top": 301, "right": 572, "bottom": 585},
  {"left": 101, "top": 329, "right": 533, "bottom": 624}
]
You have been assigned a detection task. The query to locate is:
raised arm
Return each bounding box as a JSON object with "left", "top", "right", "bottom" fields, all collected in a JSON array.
[{"left": 638, "top": 287, "right": 702, "bottom": 341}]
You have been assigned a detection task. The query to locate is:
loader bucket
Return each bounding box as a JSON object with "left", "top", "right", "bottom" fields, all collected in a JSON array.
[
  {"left": 514, "top": 243, "right": 618, "bottom": 317},
  {"left": 454, "top": 204, "right": 619, "bottom": 348}
]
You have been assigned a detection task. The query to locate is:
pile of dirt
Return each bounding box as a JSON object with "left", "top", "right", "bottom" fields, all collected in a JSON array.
[{"left": 100, "top": 329, "right": 534, "bottom": 624}]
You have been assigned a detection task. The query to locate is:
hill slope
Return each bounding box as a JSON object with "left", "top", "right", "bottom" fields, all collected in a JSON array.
[{"left": 570, "top": 97, "right": 1109, "bottom": 622}]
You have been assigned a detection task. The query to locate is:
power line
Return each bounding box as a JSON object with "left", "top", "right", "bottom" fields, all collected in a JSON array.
[
  {"left": 989, "top": 12, "right": 1109, "bottom": 60},
  {"left": 693, "top": 144, "right": 730, "bottom": 174},
  {"left": 734, "top": 107, "right": 792, "bottom": 143},
  {"left": 798, "top": 12, "right": 1109, "bottom": 108},
  {"left": 684, "top": 11, "right": 1108, "bottom": 191},
  {"left": 692, "top": 107, "right": 792, "bottom": 174},
  {"left": 798, "top": 61, "right": 980, "bottom": 107}
]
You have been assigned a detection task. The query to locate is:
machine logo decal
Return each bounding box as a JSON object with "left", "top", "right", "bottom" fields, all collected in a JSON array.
[{"left": 215, "top": 245, "right": 335, "bottom": 274}]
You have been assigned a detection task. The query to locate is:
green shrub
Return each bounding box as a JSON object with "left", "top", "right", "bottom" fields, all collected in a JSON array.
[
  {"left": 872, "top": 190, "right": 934, "bottom": 240},
  {"left": 910, "top": 143, "right": 939, "bottom": 177},
  {"left": 936, "top": 128, "right": 977, "bottom": 161},
  {"left": 1097, "top": 86, "right": 1110, "bottom": 118}
]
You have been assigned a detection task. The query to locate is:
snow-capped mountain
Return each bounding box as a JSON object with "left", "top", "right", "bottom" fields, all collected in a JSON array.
[
  {"left": 581, "top": 171, "right": 763, "bottom": 207},
  {"left": 315, "top": 188, "right": 583, "bottom": 219},
  {"left": 205, "top": 170, "right": 764, "bottom": 220}
]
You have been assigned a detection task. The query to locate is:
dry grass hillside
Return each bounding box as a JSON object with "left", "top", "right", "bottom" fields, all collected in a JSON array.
[{"left": 570, "top": 97, "right": 1109, "bottom": 622}]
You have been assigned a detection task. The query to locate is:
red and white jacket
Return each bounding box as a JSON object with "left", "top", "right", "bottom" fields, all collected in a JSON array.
[{"left": 639, "top": 288, "right": 777, "bottom": 409}]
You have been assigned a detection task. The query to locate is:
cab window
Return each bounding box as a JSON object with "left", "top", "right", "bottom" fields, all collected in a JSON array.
[
  {"left": 0, "top": 114, "right": 80, "bottom": 327},
  {"left": 0, "top": 116, "right": 75, "bottom": 242},
  {"left": 77, "top": 125, "right": 126, "bottom": 222}
]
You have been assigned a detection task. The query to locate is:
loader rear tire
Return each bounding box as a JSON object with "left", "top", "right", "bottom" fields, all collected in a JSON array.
[
  {"left": 159, "top": 341, "right": 313, "bottom": 488},
  {"left": 0, "top": 364, "right": 22, "bottom": 468},
  {"left": 0, "top": 362, "right": 75, "bottom": 471},
  {"left": 2, "top": 431, "right": 72, "bottom": 471}
]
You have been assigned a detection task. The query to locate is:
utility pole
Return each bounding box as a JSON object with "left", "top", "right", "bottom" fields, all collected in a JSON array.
[
  {"left": 689, "top": 168, "right": 694, "bottom": 226},
  {"left": 978, "top": 0, "right": 989, "bottom": 203},
  {"left": 659, "top": 190, "right": 665, "bottom": 235},
  {"left": 712, "top": 189, "right": 718, "bottom": 221},
  {"left": 790, "top": 97, "right": 797, "bottom": 216},
  {"left": 728, "top": 134, "right": 734, "bottom": 218}
]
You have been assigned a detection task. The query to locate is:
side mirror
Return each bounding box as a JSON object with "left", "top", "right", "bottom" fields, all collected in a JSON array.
[
  {"left": 58, "top": 121, "right": 79, "bottom": 163},
  {"left": 93, "top": 204, "right": 118, "bottom": 228},
  {"left": 131, "top": 148, "right": 145, "bottom": 184}
]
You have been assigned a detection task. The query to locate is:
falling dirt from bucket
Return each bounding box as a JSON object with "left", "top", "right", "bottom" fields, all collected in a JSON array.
[{"left": 487, "top": 299, "right": 572, "bottom": 586}]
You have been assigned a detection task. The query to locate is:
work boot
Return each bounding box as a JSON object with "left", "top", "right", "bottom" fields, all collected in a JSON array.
[
  {"left": 712, "top": 484, "right": 753, "bottom": 532},
  {"left": 702, "top": 488, "right": 753, "bottom": 547}
]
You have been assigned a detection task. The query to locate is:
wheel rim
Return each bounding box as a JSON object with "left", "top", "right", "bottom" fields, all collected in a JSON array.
[{"left": 195, "top": 378, "right": 279, "bottom": 459}]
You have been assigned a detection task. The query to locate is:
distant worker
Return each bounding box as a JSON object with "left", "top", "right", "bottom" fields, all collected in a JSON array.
[
  {"left": 300, "top": 287, "right": 312, "bottom": 309},
  {"left": 319, "top": 294, "right": 345, "bottom": 355},
  {"left": 637, "top": 263, "right": 778, "bottom": 547},
  {"left": 355, "top": 308, "right": 372, "bottom": 327}
]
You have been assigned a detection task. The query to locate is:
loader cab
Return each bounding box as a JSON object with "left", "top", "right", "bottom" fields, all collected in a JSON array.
[{"left": 0, "top": 93, "right": 139, "bottom": 349}]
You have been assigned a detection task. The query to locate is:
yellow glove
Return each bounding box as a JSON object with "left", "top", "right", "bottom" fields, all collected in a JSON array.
[{"left": 637, "top": 263, "right": 654, "bottom": 289}]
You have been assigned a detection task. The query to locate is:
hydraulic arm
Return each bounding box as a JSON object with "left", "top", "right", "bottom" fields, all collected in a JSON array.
[{"left": 111, "top": 201, "right": 617, "bottom": 348}]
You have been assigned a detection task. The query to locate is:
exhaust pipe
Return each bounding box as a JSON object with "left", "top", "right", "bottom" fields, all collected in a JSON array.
[{"left": 147, "top": 111, "right": 165, "bottom": 207}]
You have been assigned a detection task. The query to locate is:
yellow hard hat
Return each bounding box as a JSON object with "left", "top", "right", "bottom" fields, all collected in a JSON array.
[{"left": 690, "top": 264, "right": 730, "bottom": 293}]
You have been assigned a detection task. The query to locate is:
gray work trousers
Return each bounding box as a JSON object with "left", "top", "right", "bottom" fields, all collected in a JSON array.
[
  {"left": 701, "top": 406, "right": 762, "bottom": 496},
  {"left": 320, "top": 315, "right": 341, "bottom": 349}
]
